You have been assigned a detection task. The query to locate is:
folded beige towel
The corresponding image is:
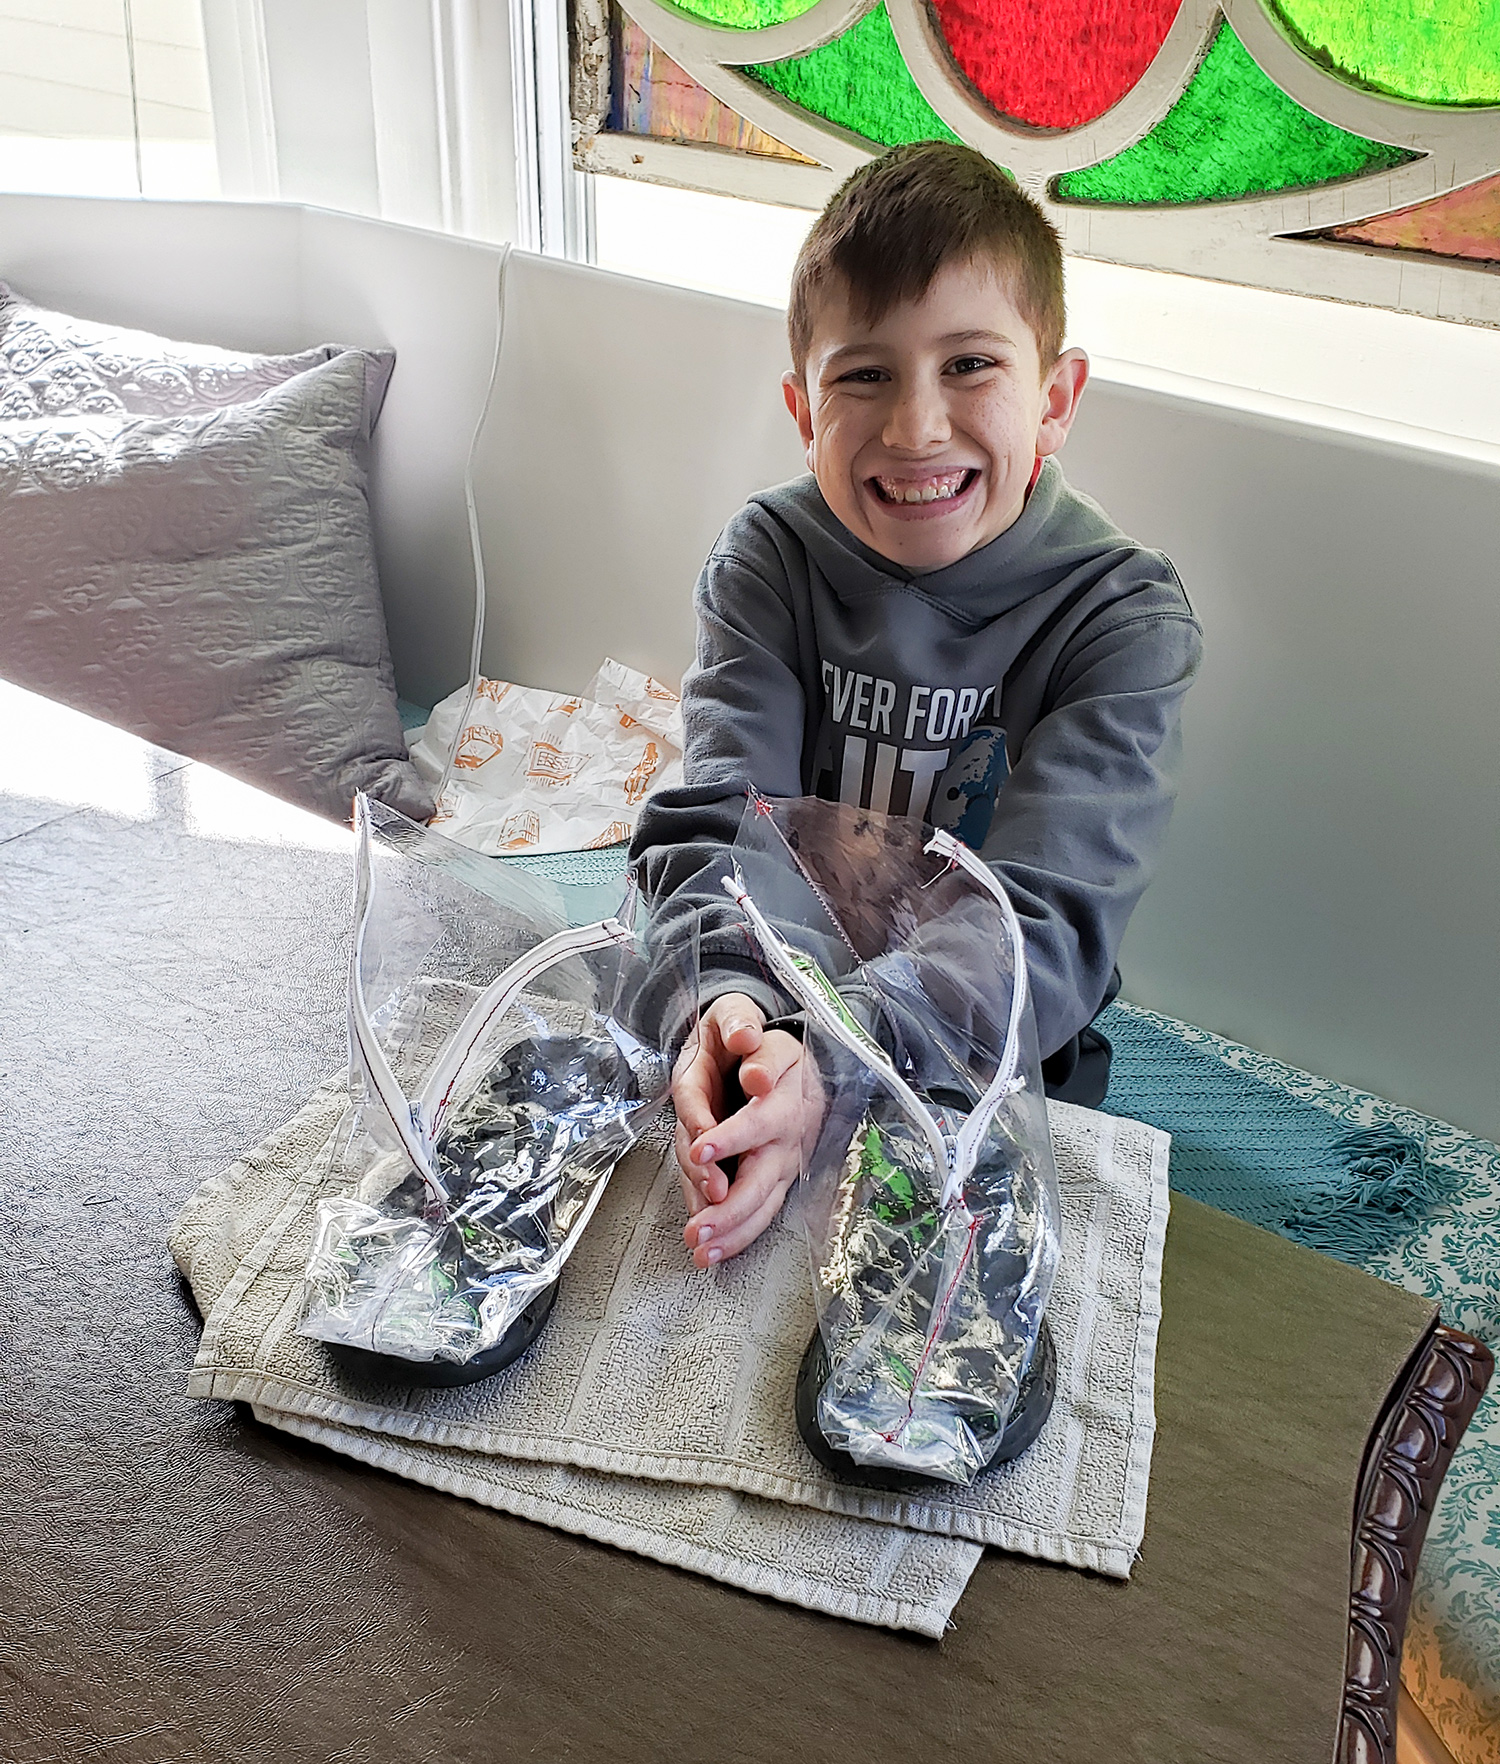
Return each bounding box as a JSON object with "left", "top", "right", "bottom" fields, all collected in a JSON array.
[
  {"left": 171, "top": 1074, "right": 1168, "bottom": 1634},
  {"left": 252, "top": 1403, "right": 983, "bottom": 1636},
  {"left": 173, "top": 1081, "right": 985, "bottom": 1635}
]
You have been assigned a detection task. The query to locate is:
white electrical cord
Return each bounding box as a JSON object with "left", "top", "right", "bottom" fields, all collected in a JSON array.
[{"left": 433, "top": 244, "right": 512, "bottom": 813}]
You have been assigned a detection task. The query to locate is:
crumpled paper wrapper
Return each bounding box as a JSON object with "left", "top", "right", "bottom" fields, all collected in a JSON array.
[{"left": 408, "top": 657, "right": 683, "bottom": 855}]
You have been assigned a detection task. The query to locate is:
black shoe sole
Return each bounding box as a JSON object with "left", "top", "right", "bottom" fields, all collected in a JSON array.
[
  {"left": 794, "top": 1316, "right": 1057, "bottom": 1491},
  {"left": 330, "top": 1277, "right": 559, "bottom": 1388}
]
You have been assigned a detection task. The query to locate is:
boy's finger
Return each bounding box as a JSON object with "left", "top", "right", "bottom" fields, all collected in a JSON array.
[
  {"left": 705, "top": 992, "right": 765, "bottom": 1059},
  {"left": 692, "top": 1172, "right": 792, "bottom": 1266},
  {"left": 687, "top": 1064, "right": 806, "bottom": 1169},
  {"left": 678, "top": 1170, "right": 706, "bottom": 1217},
  {"left": 671, "top": 1043, "right": 725, "bottom": 1142},
  {"left": 737, "top": 1029, "right": 803, "bottom": 1100},
  {"left": 688, "top": 1143, "right": 797, "bottom": 1244},
  {"left": 676, "top": 1116, "right": 730, "bottom": 1205},
  {"left": 696, "top": 1165, "right": 731, "bottom": 1205},
  {"left": 674, "top": 1076, "right": 718, "bottom": 1144},
  {"left": 687, "top": 1101, "right": 771, "bottom": 1169}
]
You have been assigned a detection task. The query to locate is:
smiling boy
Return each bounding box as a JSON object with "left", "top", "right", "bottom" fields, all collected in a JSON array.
[{"left": 631, "top": 141, "right": 1202, "bottom": 1269}]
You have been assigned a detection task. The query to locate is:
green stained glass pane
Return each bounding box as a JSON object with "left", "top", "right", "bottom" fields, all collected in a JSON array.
[
  {"left": 671, "top": 0, "right": 821, "bottom": 24},
  {"left": 745, "top": 5, "right": 960, "bottom": 149},
  {"left": 1272, "top": 0, "right": 1500, "bottom": 105},
  {"left": 1054, "top": 21, "right": 1416, "bottom": 207}
]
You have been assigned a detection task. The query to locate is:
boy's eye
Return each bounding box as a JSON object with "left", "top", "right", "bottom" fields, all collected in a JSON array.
[
  {"left": 837, "top": 366, "right": 889, "bottom": 384},
  {"left": 948, "top": 355, "right": 997, "bottom": 376}
]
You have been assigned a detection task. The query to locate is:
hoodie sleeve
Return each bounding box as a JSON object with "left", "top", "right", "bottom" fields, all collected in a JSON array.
[
  {"left": 976, "top": 602, "right": 1202, "bottom": 1056},
  {"left": 629, "top": 542, "right": 814, "bottom": 1044}
]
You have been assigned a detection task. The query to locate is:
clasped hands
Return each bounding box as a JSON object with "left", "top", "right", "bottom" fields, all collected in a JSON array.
[{"left": 672, "top": 992, "right": 823, "bottom": 1268}]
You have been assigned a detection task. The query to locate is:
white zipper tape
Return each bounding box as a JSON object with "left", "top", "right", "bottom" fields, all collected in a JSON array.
[
  {"left": 923, "top": 830, "right": 1030, "bottom": 1205},
  {"left": 719, "top": 875, "right": 952, "bottom": 1185},
  {"left": 350, "top": 800, "right": 449, "bottom": 1207},
  {"left": 414, "top": 917, "right": 636, "bottom": 1145}
]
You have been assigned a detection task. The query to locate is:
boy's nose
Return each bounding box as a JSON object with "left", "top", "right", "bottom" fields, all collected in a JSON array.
[{"left": 882, "top": 378, "right": 952, "bottom": 451}]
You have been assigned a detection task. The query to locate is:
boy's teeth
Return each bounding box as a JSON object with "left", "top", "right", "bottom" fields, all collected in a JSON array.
[{"left": 877, "top": 471, "right": 968, "bottom": 504}]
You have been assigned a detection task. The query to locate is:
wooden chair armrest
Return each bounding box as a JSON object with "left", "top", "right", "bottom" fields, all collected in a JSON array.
[{"left": 1340, "top": 1323, "right": 1494, "bottom": 1763}]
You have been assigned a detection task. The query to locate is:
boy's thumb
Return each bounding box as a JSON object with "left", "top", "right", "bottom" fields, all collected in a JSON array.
[{"left": 712, "top": 993, "right": 764, "bottom": 1049}]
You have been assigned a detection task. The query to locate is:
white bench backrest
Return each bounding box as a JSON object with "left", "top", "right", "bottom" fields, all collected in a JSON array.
[
  {"left": 3, "top": 193, "right": 1497, "bottom": 1141},
  {"left": 472, "top": 249, "right": 801, "bottom": 696}
]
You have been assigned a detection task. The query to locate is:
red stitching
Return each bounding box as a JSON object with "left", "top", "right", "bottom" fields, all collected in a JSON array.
[{"left": 882, "top": 1206, "right": 979, "bottom": 1444}]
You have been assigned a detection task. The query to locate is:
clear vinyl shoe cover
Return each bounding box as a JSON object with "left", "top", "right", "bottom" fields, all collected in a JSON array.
[
  {"left": 719, "top": 794, "right": 1062, "bottom": 1486},
  {"left": 298, "top": 795, "right": 690, "bottom": 1374}
]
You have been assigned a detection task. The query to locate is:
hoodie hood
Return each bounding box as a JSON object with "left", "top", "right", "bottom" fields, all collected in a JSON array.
[{"left": 750, "top": 460, "right": 1144, "bottom": 628}]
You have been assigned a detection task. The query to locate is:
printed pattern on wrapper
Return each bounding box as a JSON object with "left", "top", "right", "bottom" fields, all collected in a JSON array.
[{"left": 409, "top": 657, "right": 684, "bottom": 856}]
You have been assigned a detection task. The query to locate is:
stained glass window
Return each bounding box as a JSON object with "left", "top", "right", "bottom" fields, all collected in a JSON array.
[
  {"left": 571, "top": 0, "right": 1500, "bottom": 325},
  {"left": 609, "top": 15, "right": 813, "bottom": 162},
  {"left": 1268, "top": 0, "right": 1500, "bottom": 106},
  {"left": 1054, "top": 21, "right": 1415, "bottom": 206},
  {"left": 931, "top": 0, "right": 1185, "bottom": 130},
  {"left": 745, "top": 7, "right": 959, "bottom": 149},
  {"left": 670, "top": 0, "right": 822, "bottom": 24},
  {"left": 1307, "top": 171, "right": 1500, "bottom": 266}
]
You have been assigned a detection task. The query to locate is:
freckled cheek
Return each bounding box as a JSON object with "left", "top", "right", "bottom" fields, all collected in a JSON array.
[{"left": 961, "top": 383, "right": 1028, "bottom": 436}]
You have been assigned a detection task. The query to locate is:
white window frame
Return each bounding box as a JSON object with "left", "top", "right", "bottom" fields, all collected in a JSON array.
[{"left": 201, "top": 0, "right": 538, "bottom": 249}]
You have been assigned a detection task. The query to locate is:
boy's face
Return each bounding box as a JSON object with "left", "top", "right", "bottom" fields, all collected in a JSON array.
[{"left": 783, "top": 256, "right": 1088, "bottom": 573}]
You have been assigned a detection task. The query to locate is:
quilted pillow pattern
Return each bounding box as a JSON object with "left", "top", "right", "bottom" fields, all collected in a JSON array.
[
  {"left": 0, "top": 286, "right": 344, "bottom": 420},
  {"left": 0, "top": 286, "right": 433, "bottom": 823}
]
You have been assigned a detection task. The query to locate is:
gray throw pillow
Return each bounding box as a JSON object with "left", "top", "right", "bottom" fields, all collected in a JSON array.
[{"left": 0, "top": 285, "right": 433, "bottom": 824}]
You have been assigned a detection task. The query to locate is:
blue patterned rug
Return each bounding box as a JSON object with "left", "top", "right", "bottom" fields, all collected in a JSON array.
[
  {"left": 1096, "top": 1001, "right": 1500, "bottom": 1347},
  {"left": 1098, "top": 1003, "right": 1462, "bottom": 1263}
]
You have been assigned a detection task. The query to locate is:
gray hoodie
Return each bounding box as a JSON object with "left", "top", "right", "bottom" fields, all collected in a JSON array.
[{"left": 631, "top": 459, "right": 1202, "bottom": 1080}]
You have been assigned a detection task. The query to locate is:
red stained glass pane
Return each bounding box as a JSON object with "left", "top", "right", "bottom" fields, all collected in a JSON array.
[{"left": 929, "top": 0, "right": 1185, "bottom": 129}]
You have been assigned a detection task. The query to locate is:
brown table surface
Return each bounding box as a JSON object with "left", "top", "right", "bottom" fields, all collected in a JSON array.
[{"left": 3, "top": 1184, "right": 1434, "bottom": 1764}]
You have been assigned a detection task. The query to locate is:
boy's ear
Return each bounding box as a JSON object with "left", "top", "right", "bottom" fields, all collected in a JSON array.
[
  {"left": 1035, "top": 347, "right": 1090, "bottom": 459},
  {"left": 782, "top": 370, "right": 815, "bottom": 463}
]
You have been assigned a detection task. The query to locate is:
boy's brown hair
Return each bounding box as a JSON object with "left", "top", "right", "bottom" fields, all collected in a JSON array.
[{"left": 787, "top": 141, "right": 1065, "bottom": 375}]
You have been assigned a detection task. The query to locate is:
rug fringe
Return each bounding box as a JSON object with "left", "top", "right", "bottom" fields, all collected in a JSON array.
[{"left": 1281, "top": 1126, "right": 1460, "bottom": 1258}]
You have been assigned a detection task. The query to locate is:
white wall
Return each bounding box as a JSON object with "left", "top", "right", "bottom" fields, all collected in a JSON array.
[{"left": 1062, "top": 380, "right": 1500, "bottom": 1142}]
